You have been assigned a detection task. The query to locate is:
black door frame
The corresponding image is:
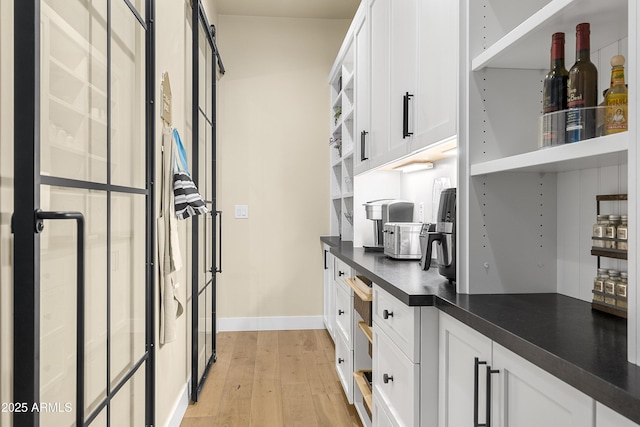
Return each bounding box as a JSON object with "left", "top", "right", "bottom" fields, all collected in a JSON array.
[
  {"left": 190, "top": 0, "right": 224, "bottom": 402},
  {"left": 12, "top": 0, "right": 156, "bottom": 425}
]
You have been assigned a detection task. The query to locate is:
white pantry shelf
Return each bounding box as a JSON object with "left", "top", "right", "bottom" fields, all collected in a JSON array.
[
  {"left": 472, "top": 0, "right": 628, "bottom": 71},
  {"left": 470, "top": 132, "right": 627, "bottom": 175}
]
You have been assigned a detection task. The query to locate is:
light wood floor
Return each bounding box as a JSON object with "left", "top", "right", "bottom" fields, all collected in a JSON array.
[{"left": 180, "top": 329, "right": 363, "bottom": 427}]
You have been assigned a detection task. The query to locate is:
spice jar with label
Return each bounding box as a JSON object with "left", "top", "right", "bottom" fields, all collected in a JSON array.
[
  {"left": 616, "top": 272, "right": 628, "bottom": 308},
  {"left": 592, "top": 214, "right": 608, "bottom": 248},
  {"left": 593, "top": 268, "right": 608, "bottom": 302},
  {"left": 604, "top": 270, "right": 620, "bottom": 305},
  {"left": 605, "top": 215, "right": 621, "bottom": 249},
  {"left": 617, "top": 215, "right": 628, "bottom": 250}
]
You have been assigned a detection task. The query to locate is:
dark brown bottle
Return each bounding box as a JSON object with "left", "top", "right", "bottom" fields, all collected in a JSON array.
[
  {"left": 542, "top": 32, "right": 568, "bottom": 146},
  {"left": 566, "top": 23, "right": 598, "bottom": 143}
]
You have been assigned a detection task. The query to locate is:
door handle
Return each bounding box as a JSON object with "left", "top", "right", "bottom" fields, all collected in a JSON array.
[
  {"left": 474, "top": 357, "right": 487, "bottom": 427},
  {"left": 35, "top": 210, "right": 85, "bottom": 427},
  {"left": 215, "top": 210, "right": 223, "bottom": 273},
  {"left": 403, "top": 92, "right": 414, "bottom": 138},
  {"left": 360, "top": 130, "right": 369, "bottom": 161},
  {"left": 486, "top": 366, "right": 499, "bottom": 427}
]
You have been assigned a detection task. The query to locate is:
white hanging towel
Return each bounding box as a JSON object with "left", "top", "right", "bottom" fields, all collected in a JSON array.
[{"left": 158, "top": 127, "right": 184, "bottom": 345}]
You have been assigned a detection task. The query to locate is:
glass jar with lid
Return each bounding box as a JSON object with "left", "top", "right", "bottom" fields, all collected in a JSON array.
[
  {"left": 605, "top": 215, "right": 621, "bottom": 249},
  {"left": 592, "top": 268, "right": 608, "bottom": 302},
  {"left": 616, "top": 272, "right": 628, "bottom": 308},
  {"left": 592, "top": 214, "right": 607, "bottom": 248},
  {"left": 617, "top": 215, "right": 628, "bottom": 250},
  {"left": 604, "top": 270, "right": 620, "bottom": 305}
]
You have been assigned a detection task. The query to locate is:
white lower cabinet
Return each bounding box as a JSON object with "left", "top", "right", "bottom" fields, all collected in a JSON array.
[
  {"left": 322, "top": 244, "right": 335, "bottom": 340},
  {"left": 373, "top": 326, "right": 419, "bottom": 427},
  {"left": 492, "top": 342, "right": 593, "bottom": 427},
  {"left": 439, "top": 312, "right": 594, "bottom": 427},
  {"left": 597, "top": 402, "right": 640, "bottom": 427},
  {"left": 372, "top": 285, "right": 438, "bottom": 427},
  {"left": 373, "top": 393, "right": 396, "bottom": 427},
  {"left": 335, "top": 278, "right": 354, "bottom": 349},
  {"left": 438, "top": 312, "right": 492, "bottom": 427},
  {"left": 335, "top": 330, "right": 354, "bottom": 404}
]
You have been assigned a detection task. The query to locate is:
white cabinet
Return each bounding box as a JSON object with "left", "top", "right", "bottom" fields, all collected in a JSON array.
[
  {"left": 492, "top": 342, "right": 594, "bottom": 427},
  {"left": 372, "top": 285, "right": 438, "bottom": 427},
  {"left": 411, "top": 0, "right": 458, "bottom": 153},
  {"left": 336, "top": 329, "right": 354, "bottom": 404},
  {"left": 355, "top": 0, "right": 457, "bottom": 175},
  {"left": 322, "top": 244, "right": 335, "bottom": 340},
  {"left": 597, "top": 402, "right": 640, "bottom": 427},
  {"left": 334, "top": 258, "right": 354, "bottom": 347},
  {"left": 373, "top": 326, "right": 419, "bottom": 427},
  {"left": 439, "top": 312, "right": 594, "bottom": 427},
  {"left": 438, "top": 312, "right": 492, "bottom": 427}
]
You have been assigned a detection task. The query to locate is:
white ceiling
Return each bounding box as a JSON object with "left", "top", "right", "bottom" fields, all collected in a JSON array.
[{"left": 214, "top": 0, "right": 360, "bottom": 20}]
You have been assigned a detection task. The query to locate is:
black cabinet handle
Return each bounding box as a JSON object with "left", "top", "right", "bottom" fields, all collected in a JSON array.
[
  {"left": 338, "top": 358, "right": 344, "bottom": 364},
  {"left": 486, "top": 366, "right": 499, "bottom": 427},
  {"left": 360, "top": 130, "right": 369, "bottom": 161},
  {"left": 324, "top": 249, "right": 328, "bottom": 270},
  {"left": 338, "top": 270, "right": 345, "bottom": 277},
  {"left": 338, "top": 309, "right": 345, "bottom": 315},
  {"left": 403, "top": 92, "right": 414, "bottom": 139},
  {"left": 383, "top": 373, "right": 393, "bottom": 384},
  {"left": 382, "top": 309, "right": 393, "bottom": 319},
  {"left": 474, "top": 357, "right": 487, "bottom": 427}
]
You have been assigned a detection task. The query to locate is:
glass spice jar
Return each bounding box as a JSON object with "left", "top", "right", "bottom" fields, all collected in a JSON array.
[
  {"left": 604, "top": 270, "right": 620, "bottom": 305},
  {"left": 617, "top": 215, "right": 628, "bottom": 250},
  {"left": 605, "top": 215, "right": 621, "bottom": 249},
  {"left": 616, "top": 272, "right": 628, "bottom": 308},
  {"left": 592, "top": 214, "right": 607, "bottom": 248},
  {"left": 593, "top": 268, "right": 608, "bottom": 302}
]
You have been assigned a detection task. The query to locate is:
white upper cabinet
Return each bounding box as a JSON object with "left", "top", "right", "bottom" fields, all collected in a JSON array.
[
  {"left": 355, "top": 0, "right": 458, "bottom": 175},
  {"left": 411, "top": 0, "right": 458, "bottom": 154}
]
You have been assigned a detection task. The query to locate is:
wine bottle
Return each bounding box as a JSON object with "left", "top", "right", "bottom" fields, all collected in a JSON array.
[
  {"left": 566, "top": 23, "right": 598, "bottom": 143},
  {"left": 542, "top": 32, "right": 568, "bottom": 146},
  {"left": 605, "top": 55, "right": 628, "bottom": 135}
]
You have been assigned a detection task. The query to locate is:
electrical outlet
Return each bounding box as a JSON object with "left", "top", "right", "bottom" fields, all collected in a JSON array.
[
  {"left": 418, "top": 202, "right": 424, "bottom": 222},
  {"left": 234, "top": 205, "right": 249, "bottom": 219}
]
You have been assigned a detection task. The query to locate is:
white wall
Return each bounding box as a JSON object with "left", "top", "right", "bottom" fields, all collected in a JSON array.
[{"left": 216, "top": 15, "right": 350, "bottom": 324}]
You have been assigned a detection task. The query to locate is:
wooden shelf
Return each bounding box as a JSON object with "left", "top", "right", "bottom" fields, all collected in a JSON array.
[
  {"left": 470, "top": 133, "right": 627, "bottom": 176},
  {"left": 353, "top": 370, "right": 372, "bottom": 415},
  {"left": 346, "top": 276, "right": 373, "bottom": 302},
  {"left": 472, "top": 0, "right": 627, "bottom": 70},
  {"left": 591, "top": 246, "right": 627, "bottom": 260},
  {"left": 358, "top": 321, "right": 373, "bottom": 344}
]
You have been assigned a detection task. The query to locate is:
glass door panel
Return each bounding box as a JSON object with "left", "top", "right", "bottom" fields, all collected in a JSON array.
[
  {"left": 110, "top": 368, "right": 146, "bottom": 426},
  {"left": 111, "top": 0, "right": 146, "bottom": 189},
  {"left": 40, "top": 187, "right": 108, "bottom": 423},
  {"left": 110, "top": 193, "right": 146, "bottom": 384},
  {"left": 40, "top": 1, "right": 108, "bottom": 183}
]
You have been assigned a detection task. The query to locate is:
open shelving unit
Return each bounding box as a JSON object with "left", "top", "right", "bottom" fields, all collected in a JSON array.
[
  {"left": 329, "top": 37, "right": 356, "bottom": 241},
  {"left": 461, "top": 0, "right": 631, "bottom": 319}
]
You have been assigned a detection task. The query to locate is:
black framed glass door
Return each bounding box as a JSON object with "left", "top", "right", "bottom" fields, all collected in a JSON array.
[
  {"left": 13, "top": 0, "right": 155, "bottom": 425},
  {"left": 191, "top": 1, "right": 223, "bottom": 402}
]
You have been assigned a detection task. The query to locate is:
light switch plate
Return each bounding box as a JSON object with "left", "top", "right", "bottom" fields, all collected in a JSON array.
[{"left": 234, "top": 204, "right": 249, "bottom": 219}]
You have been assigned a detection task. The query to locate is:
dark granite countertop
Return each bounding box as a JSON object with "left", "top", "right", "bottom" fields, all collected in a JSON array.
[{"left": 321, "top": 236, "right": 640, "bottom": 424}]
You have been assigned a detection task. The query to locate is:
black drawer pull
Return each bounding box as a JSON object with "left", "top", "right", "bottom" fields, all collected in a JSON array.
[
  {"left": 338, "top": 309, "right": 345, "bottom": 315},
  {"left": 382, "top": 309, "right": 393, "bottom": 319},
  {"left": 383, "top": 373, "right": 393, "bottom": 384},
  {"left": 474, "top": 357, "right": 488, "bottom": 427},
  {"left": 338, "top": 358, "right": 344, "bottom": 364},
  {"left": 338, "top": 270, "right": 345, "bottom": 277}
]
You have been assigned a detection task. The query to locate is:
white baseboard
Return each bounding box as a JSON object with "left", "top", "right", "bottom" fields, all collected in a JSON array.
[
  {"left": 166, "top": 380, "right": 190, "bottom": 427},
  {"left": 218, "top": 315, "right": 324, "bottom": 332}
]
